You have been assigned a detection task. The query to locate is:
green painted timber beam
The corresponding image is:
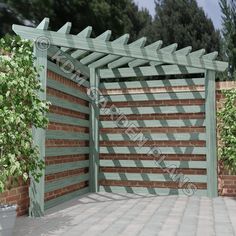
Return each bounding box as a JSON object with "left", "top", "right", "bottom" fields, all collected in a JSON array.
[
  {"left": 29, "top": 21, "right": 48, "bottom": 218},
  {"left": 205, "top": 70, "right": 218, "bottom": 197},
  {"left": 89, "top": 68, "right": 100, "bottom": 192},
  {"left": 98, "top": 65, "right": 205, "bottom": 79},
  {"left": 12, "top": 24, "right": 228, "bottom": 72}
]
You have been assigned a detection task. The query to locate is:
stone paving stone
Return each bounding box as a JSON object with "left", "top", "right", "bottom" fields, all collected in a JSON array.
[
  {"left": 196, "top": 229, "right": 215, "bottom": 236},
  {"left": 13, "top": 193, "right": 236, "bottom": 236}
]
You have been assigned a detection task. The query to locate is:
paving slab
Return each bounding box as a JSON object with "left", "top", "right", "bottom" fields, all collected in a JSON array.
[{"left": 13, "top": 193, "right": 236, "bottom": 236}]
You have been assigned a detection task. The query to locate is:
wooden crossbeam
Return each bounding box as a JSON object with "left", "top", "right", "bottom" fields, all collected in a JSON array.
[
  {"left": 128, "top": 40, "right": 163, "bottom": 68},
  {"left": 107, "top": 37, "right": 147, "bottom": 69},
  {"left": 150, "top": 46, "right": 192, "bottom": 67},
  {"left": 88, "top": 34, "right": 130, "bottom": 68},
  {"left": 37, "top": 17, "right": 49, "bottom": 30},
  {"left": 203, "top": 52, "right": 218, "bottom": 60},
  {"left": 71, "top": 30, "right": 111, "bottom": 59},
  {"left": 98, "top": 65, "right": 204, "bottom": 79},
  {"left": 149, "top": 43, "right": 178, "bottom": 66},
  {"left": 61, "top": 26, "right": 92, "bottom": 53},
  {"left": 189, "top": 49, "right": 206, "bottom": 57},
  {"left": 48, "top": 46, "right": 90, "bottom": 77},
  {"left": 57, "top": 22, "right": 72, "bottom": 34},
  {"left": 12, "top": 24, "right": 228, "bottom": 71},
  {"left": 48, "top": 22, "right": 90, "bottom": 78},
  {"left": 81, "top": 33, "right": 130, "bottom": 65}
]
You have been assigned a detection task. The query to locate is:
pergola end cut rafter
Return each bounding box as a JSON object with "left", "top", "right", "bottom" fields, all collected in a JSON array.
[{"left": 12, "top": 18, "right": 228, "bottom": 78}]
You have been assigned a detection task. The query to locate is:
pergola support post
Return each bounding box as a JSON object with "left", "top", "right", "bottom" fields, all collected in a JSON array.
[
  {"left": 205, "top": 70, "right": 218, "bottom": 197},
  {"left": 89, "top": 68, "right": 100, "bottom": 192},
  {"left": 29, "top": 43, "right": 47, "bottom": 217}
]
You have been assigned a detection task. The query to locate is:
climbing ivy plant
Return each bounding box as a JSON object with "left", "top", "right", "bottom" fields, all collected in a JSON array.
[
  {"left": 0, "top": 35, "right": 50, "bottom": 193},
  {"left": 218, "top": 89, "right": 236, "bottom": 173}
]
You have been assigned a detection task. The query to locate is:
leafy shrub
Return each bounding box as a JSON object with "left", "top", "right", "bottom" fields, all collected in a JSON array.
[
  {"left": 218, "top": 89, "right": 236, "bottom": 173},
  {"left": 0, "top": 35, "right": 49, "bottom": 193}
]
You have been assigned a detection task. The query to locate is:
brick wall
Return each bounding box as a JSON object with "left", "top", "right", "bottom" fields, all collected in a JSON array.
[
  {"left": 44, "top": 70, "right": 90, "bottom": 209},
  {"left": 216, "top": 81, "right": 236, "bottom": 196},
  {"left": 0, "top": 180, "right": 29, "bottom": 216},
  {"left": 0, "top": 68, "right": 90, "bottom": 215},
  {"left": 1, "top": 78, "right": 236, "bottom": 216},
  {"left": 99, "top": 77, "right": 208, "bottom": 194}
]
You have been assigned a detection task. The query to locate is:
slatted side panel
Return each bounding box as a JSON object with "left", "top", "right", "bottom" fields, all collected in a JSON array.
[
  {"left": 99, "top": 77, "right": 208, "bottom": 196},
  {"left": 44, "top": 70, "right": 90, "bottom": 210}
]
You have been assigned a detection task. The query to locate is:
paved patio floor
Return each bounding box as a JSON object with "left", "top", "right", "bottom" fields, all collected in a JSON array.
[{"left": 14, "top": 193, "right": 236, "bottom": 236}]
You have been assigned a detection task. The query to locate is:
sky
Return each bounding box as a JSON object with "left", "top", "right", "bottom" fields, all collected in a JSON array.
[{"left": 134, "top": 0, "right": 222, "bottom": 29}]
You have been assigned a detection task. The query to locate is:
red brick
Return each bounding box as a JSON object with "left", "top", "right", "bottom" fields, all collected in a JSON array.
[{"left": 100, "top": 127, "right": 205, "bottom": 133}]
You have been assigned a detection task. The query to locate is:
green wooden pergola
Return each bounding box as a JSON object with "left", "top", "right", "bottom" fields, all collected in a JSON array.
[{"left": 13, "top": 18, "right": 228, "bottom": 217}]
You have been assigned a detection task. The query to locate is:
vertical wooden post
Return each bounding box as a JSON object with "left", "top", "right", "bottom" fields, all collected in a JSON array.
[
  {"left": 89, "top": 68, "right": 99, "bottom": 192},
  {"left": 29, "top": 44, "right": 47, "bottom": 217},
  {"left": 205, "top": 70, "right": 218, "bottom": 197}
]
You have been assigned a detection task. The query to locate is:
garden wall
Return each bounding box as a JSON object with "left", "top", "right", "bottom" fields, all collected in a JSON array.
[
  {"left": 99, "top": 77, "right": 207, "bottom": 195},
  {"left": 44, "top": 67, "right": 90, "bottom": 210},
  {"left": 0, "top": 180, "right": 29, "bottom": 216},
  {"left": 1, "top": 79, "right": 236, "bottom": 216},
  {"left": 0, "top": 66, "right": 90, "bottom": 215}
]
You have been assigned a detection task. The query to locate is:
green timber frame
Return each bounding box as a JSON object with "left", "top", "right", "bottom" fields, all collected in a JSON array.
[{"left": 13, "top": 18, "right": 228, "bottom": 217}]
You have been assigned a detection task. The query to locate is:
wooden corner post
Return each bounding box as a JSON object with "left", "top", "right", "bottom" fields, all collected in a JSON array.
[
  {"left": 29, "top": 43, "right": 47, "bottom": 217},
  {"left": 89, "top": 68, "right": 99, "bottom": 192},
  {"left": 205, "top": 70, "right": 218, "bottom": 197}
]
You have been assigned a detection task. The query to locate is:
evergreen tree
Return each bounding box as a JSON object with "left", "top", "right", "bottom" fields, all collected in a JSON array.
[
  {"left": 0, "top": 0, "right": 151, "bottom": 41},
  {"left": 220, "top": 0, "right": 236, "bottom": 80},
  {"left": 147, "top": 0, "right": 221, "bottom": 53}
]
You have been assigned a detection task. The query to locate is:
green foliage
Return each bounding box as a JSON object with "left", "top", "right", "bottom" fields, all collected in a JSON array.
[
  {"left": 1, "top": 0, "right": 151, "bottom": 41},
  {"left": 1, "top": 0, "right": 222, "bottom": 50},
  {"left": 220, "top": 0, "right": 236, "bottom": 80},
  {"left": 147, "top": 0, "right": 221, "bottom": 53},
  {"left": 218, "top": 89, "right": 236, "bottom": 173},
  {"left": 0, "top": 35, "right": 49, "bottom": 193}
]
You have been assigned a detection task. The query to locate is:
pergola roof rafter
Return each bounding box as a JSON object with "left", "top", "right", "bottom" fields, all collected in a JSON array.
[
  {"left": 13, "top": 18, "right": 228, "bottom": 80},
  {"left": 81, "top": 33, "right": 130, "bottom": 65},
  {"left": 128, "top": 40, "right": 163, "bottom": 68},
  {"left": 107, "top": 37, "right": 147, "bottom": 69}
]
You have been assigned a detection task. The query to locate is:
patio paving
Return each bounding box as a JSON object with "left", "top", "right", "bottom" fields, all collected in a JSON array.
[{"left": 14, "top": 193, "right": 236, "bottom": 236}]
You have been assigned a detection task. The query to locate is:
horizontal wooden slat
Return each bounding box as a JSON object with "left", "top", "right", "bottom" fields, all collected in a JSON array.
[
  {"left": 45, "top": 173, "right": 89, "bottom": 193},
  {"left": 100, "top": 167, "right": 206, "bottom": 174},
  {"left": 100, "top": 159, "right": 207, "bottom": 168},
  {"left": 46, "top": 130, "right": 89, "bottom": 140},
  {"left": 46, "top": 147, "right": 89, "bottom": 157},
  {"left": 100, "top": 154, "right": 206, "bottom": 161},
  {"left": 100, "top": 133, "right": 206, "bottom": 141},
  {"left": 100, "top": 147, "right": 206, "bottom": 155},
  {"left": 102, "top": 87, "right": 204, "bottom": 95},
  {"left": 47, "top": 95, "right": 90, "bottom": 114},
  {"left": 100, "top": 113, "right": 205, "bottom": 121},
  {"left": 100, "top": 105, "right": 205, "bottom": 115},
  {"left": 47, "top": 78, "right": 89, "bottom": 101},
  {"left": 46, "top": 160, "right": 89, "bottom": 175},
  {"left": 100, "top": 119, "right": 205, "bottom": 128},
  {"left": 100, "top": 140, "right": 205, "bottom": 147},
  {"left": 99, "top": 186, "right": 207, "bottom": 196},
  {"left": 105, "top": 99, "right": 204, "bottom": 107},
  {"left": 47, "top": 113, "right": 89, "bottom": 127},
  {"left": 47, "top": 60, "right": 89, "bottom": 87},
  {"left": 98, "top": 66, "right": 205, "bottom": 79},
  {"left": 100, "top": 127, "right": 205, "bottom": 134},
  {"left": 99, "top": 172, "right": 207, "bottom": 183},
  {"left": 100, "top": 78, "right": 204, "bottom": 89},
  {"left": 45, "top": 187, "right": 89, "bottom": 210},
  {"left": 102, "top": 92, "right": 205, "bottom": 101}
]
